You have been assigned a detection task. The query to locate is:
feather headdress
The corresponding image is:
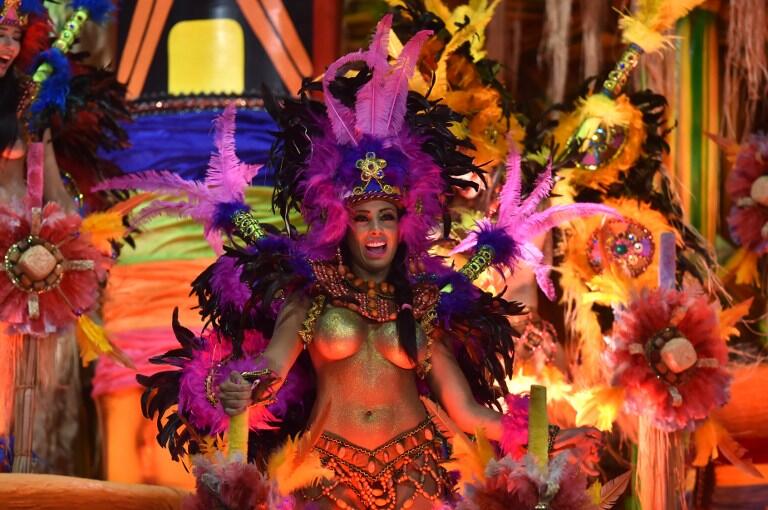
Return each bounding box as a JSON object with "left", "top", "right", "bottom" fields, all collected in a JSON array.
[{"left": 270, "top": 13, "right": 481, "bottom": 258}]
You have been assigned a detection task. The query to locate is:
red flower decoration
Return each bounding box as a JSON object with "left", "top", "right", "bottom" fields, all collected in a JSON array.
[
  {"left": 608, "top": 288, "right": 730, "bottom": 432},
  {"left": 0, "top": 203, "right": 112, "bottom": 335},
  {"left": 726, "top": 134, "right": 768, "bottom": 254}
]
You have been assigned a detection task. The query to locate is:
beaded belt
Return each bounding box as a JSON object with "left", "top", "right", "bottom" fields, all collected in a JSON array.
[{"left": 303, "top": 417, "right": 450, "bottom": 509}]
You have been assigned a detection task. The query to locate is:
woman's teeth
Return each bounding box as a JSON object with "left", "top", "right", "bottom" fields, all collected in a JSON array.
[{"left": 366, "top": 240, "right": 386, "bottom": 254}]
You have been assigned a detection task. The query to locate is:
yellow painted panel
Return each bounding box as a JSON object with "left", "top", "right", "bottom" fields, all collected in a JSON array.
[{"left": 168, "top": 18, "right": 244, "bottom": 95}]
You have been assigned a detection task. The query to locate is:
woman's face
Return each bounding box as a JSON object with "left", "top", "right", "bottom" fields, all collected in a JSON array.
[
  {"left": 345, "top": 199, "right": 399, "bottom": 280},
  {"left": 0, "top": 25, "right": 22, "bottom": 78}
]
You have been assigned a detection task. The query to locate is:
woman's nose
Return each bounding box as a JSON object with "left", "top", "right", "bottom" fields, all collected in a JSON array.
[{"left": 369, "top": 218, "right": 383, "bottom": 233}]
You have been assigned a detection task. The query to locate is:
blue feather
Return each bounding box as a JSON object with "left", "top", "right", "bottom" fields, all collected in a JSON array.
[
  {"left": 30, "top": 48, "right": 71, "bottom": 116},
  {"left": 71, "top": 0, "right": 115, "bottom": 24},
  {"left": 20, "top": 0, "right": 46, "bottom": 16}
]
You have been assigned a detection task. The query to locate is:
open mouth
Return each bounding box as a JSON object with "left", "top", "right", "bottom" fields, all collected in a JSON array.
[
  {"left": 0, "top": 56, "right": 11, "bottom": 67},
  {"left": 364, "top": 239, "right": 387, "bottom": 257}
]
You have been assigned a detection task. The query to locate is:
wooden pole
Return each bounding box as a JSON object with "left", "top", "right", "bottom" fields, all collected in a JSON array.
[{"left": 12, "top": 335, "right": 38, "bottom": 473}]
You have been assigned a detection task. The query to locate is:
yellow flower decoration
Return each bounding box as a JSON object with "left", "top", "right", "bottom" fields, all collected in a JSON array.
[
  {"left": 556, "top": 198, "right": 680, "bottom": 384},
  {"left": 550, "top": 95, "right": 647, "bottom": 201}
]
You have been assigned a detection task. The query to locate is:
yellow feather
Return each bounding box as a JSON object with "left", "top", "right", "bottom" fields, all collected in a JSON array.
[
  {"left": 266, "top": 435, "right": 333, "bottom": 496},
  {"left": 424, "top": 0, "right": 453, "bottom": 25},
  {"left": 75, "top": 315, "right": 134, "bottom": 368},
  {"left": 723, "top": 247, "right": 760, "bottom": 286},
  {"left": 620, "top": 0, "right": 706, "bottom": 52},
  {"left": 692, "top": 418, "right": 719, "bottom": 467},
  {"left": 576, "top": 94, "right": 634, "bottom": 129},
  {"left": 266, "top": 404, "right": 334, "bottom": 496},
  {"left": 572, "top": 386, "right": 625, "bottom": 431},
  {"left": 421, "top": 398, "right": 494, "bottom": 492},
  {"left": 431, "top": 23, "right": 480, "bottom": 98},
  {"left": 80, "top": 193, "right": 152, "bottom": 254},
  {"left": 718, "top": 298, "right": 753, "bottom": 342},
  {"left": 443, "top": 428, "right": 495, "bottom": 491}
]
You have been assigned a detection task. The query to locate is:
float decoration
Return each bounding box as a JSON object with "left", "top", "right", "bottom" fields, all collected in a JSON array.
[
  {"left": 96, "top": 104, "right": 263, "bottom": 254},
  {"left": 451, "top": 148, "right": 617, "bottom": 299},
  {"left": 722, "top": 133, "right": 768, "bottom": 286}
]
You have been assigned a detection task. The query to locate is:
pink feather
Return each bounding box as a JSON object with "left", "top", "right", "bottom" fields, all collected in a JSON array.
[
  {"left": 25, "top": 142, "right": 44, "bottom": 209},
  {"left": 534, "top": 264, "right": 556, "bottom": 300},
  {"left": 380, "top": 30, "right": 432, "bottom": 137},
  {"left": 516, "top": 162, "right": 554, "bottom": 219},
  {"left": 498, "top": 145, "right": 523, "bottom": 213},
  {"left": 322, "top": 51, "right": 363, "bottom": 145},
  {"left": 94, "top": 169, "right": 203, "bottom": 196},
  {"left": 354, "top": 15, "right": 393, "bottom": 138},
  {"left": 207, "top": 103, "right": 259, "bottom": 199},
  {"left": 515, "top": 203, "right": 618, "bottom": 241},
  {"left": 452, "top": 147, "right": 618, "bottom": 299},
  {"left": 367, "top": 13, "right": 393, "bottom": 71}
]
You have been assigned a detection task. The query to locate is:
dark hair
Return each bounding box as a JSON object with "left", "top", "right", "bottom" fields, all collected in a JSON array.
[
  {"left": 0, "top": 68, "right": 20, "bottom": 151},
  {"left": 0, "top": 70, "right": 21, "bottom": 153},
  {"left": 388, "top": 243, "right": 418, "bottom": 363}
]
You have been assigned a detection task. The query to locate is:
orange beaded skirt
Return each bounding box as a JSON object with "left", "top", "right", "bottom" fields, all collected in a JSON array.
[{"left": 302, "top": 418, "right": 451, "bottom": 509}]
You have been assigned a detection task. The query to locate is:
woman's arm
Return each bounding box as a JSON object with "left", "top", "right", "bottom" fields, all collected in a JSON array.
[
  {"left": 218, "top": 294, "right": 310, "bottom": 416},
  {"left": 41, "top": 129, "right": 76, "bottom": 213},
  {"left": 426, "top": 338, "right": 503, "bottom": 440},
  {"left": 427, "top": 337, "right": 602, "bottom": 474}
]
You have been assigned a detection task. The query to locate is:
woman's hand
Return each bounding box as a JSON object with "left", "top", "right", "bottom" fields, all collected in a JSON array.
[
  {"left": 218, "top": 371, "right": 252, "bottom": 416},
  {"left": 552, "top": 426, "right": 603, "bottom": 477}
]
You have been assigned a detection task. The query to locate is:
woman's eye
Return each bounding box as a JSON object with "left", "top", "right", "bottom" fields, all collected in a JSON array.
[
  {"left": 354, "top": 215, "right": 368, "bottom": 222},
  {"left": 380, "top": 213, "right": 396, "bottom": 221}
]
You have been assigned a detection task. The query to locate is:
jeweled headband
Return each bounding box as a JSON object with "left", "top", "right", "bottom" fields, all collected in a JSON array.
[{"left": 1, "top": 0, "right": 32, "bottom": 27}]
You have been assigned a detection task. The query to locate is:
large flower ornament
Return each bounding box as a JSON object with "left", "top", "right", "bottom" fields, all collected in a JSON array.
[
  {"left": 726, "top": 133, "right": 768, "bottom": 255},
  {"left": 608, "top": 288, "right": 730, "bottom": 432},
  {"left": 0, "top": 202, "right": 111, "bottom": 335}
]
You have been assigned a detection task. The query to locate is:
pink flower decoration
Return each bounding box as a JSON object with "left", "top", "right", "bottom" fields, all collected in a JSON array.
[
  {"left": 458, "top": 453, "right": 596, "bottom": 510},
  {"left": 726, "top": 133, "right": 768, "bottom": 254},
  {"left": 0, "top": 202, "right": 112, "bottom": 335},
  {"left": 608, "top": 288, "right": 730, "bottom": 431}
]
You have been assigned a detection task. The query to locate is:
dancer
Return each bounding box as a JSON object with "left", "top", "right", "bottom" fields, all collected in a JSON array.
[
  {"left": 121, "top": 14, "right": 606, "bottom": 510},
  {"left": 0, "top": 1, "right": 73, "bottom": 212}
]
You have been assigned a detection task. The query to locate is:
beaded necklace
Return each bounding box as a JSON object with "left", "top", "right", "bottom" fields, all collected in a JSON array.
[{"left": 309, "top": 260, "right": 438, "bottom": 323}]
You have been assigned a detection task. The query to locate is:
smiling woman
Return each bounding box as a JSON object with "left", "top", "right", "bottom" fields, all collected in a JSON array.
[
  {"left": 0, "top": 4, "right": 75, "bottom": 213},
  {"left": 346, "top": 200, "right": 400, "bottom": 278}
]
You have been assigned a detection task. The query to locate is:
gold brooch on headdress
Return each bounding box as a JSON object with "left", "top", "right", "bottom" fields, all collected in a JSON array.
[
  {"left": 352, "top": 152, "right": 400, "bottom": 197},
  {"left": 1, "top": 0, "right": 28, "bottom": 27}
]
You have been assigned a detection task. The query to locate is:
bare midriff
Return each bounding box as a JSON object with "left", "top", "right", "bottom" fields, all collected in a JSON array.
[{"left": 308, "top": 306, "right": 427, "bottom": 449}]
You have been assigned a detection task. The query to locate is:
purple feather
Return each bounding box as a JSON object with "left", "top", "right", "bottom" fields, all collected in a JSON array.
[
  {"left": 178, "top": 332, "right": 276, "bottom": 435},
  {"left": 498, "top": 145, "right": 523, "bottom": 212},
  {"left": 436, "top": 272, "right": 481, "bottom": 326},
  {"left": 475, "top": 225, "right": 520, "bottom": 267},
  {"left": 517, "top": 203, "right": 619, "bottom": 241},
  {"left": 210, "top": 256, "right": 251, "bottom": 311}
]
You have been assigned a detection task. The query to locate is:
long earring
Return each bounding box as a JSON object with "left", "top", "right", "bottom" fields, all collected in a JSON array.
[{"left": 336, "top": 246, "right": 344, "bottom": 273}]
